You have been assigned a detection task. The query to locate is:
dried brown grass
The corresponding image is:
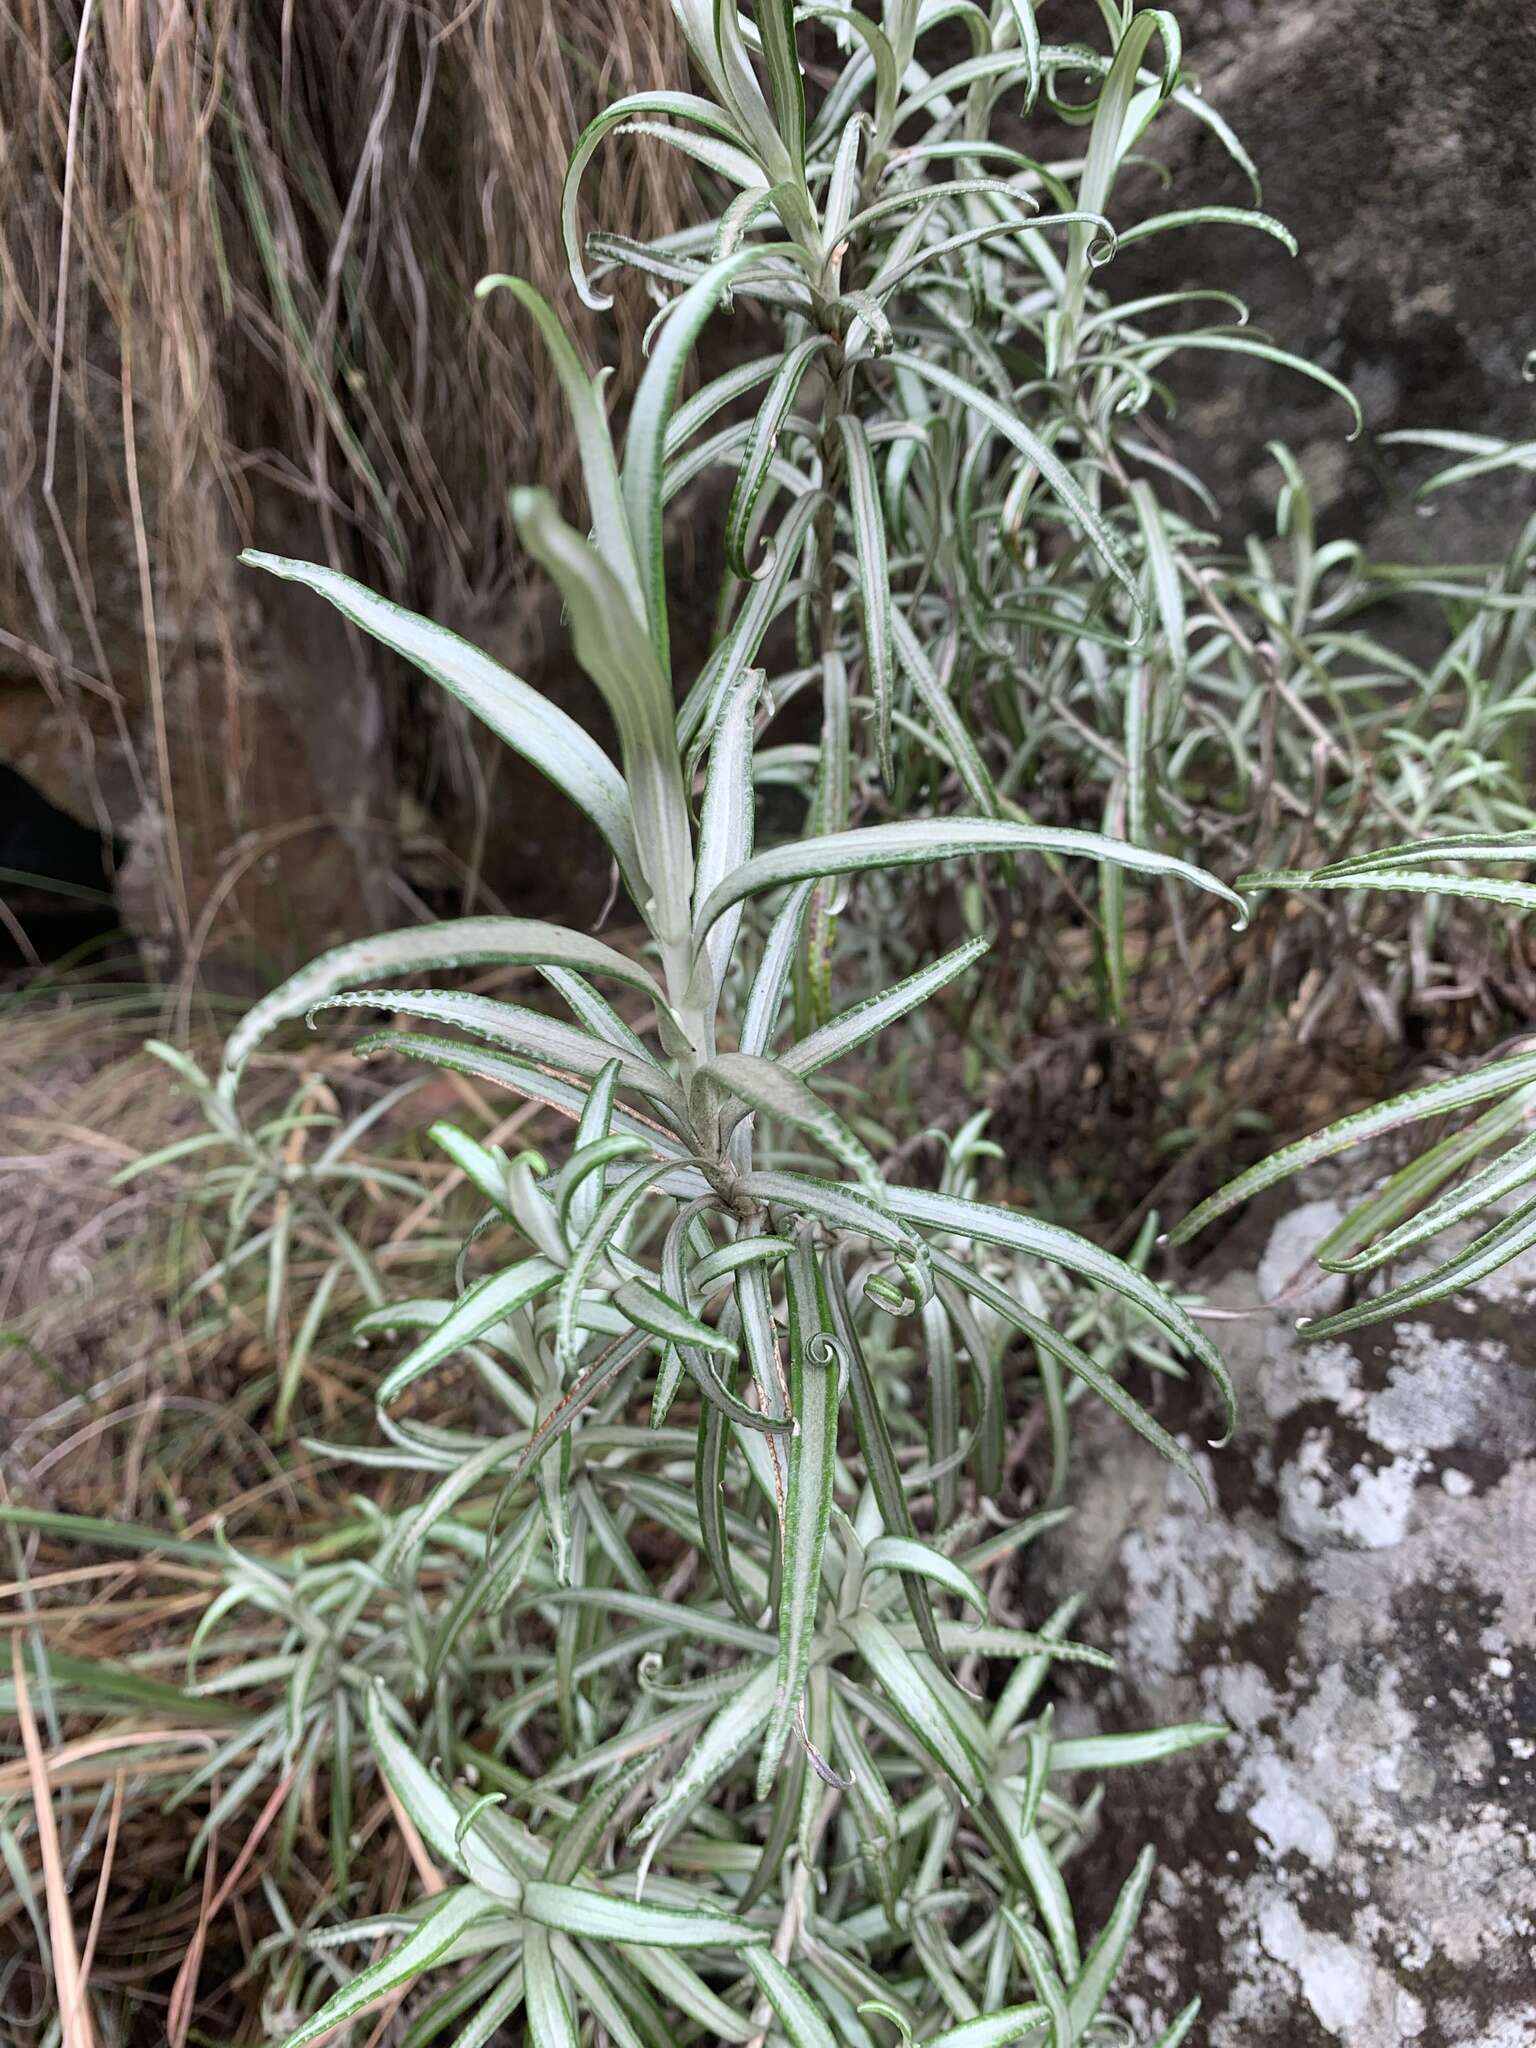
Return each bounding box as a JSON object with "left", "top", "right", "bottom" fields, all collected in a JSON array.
[{"left": 0, "top": 0, "right": 687, "bottom": 964}]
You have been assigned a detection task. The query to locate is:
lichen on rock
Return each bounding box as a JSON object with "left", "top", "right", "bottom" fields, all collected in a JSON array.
[{"left": 1050, "top": 1197, "right": 1536, "bottom": 2044}]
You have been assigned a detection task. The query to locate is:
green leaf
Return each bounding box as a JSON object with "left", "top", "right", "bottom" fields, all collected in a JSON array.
[
  {"left": 1135, "top": 333, "right": 1362, "bottom": 438},
  {"left": 511, "top": 491, "right": 694, "bottom": 951},
  {"left": 693, "top": 668, "right": 761, "bottom": 1003},
  {"left": 271, "top": 1887, "right": 501, "bottom": 2048},
  {"left": 755, "top": 0, "right": 808, "bottom": 173},
  {"left": 885, "top": 1187, "right": 1237, "bottom": 1445},
  {"left": 1171, "top": 1046, "right": 1536, "bottom": 1245},
  {"left": 695, "top": 819, "right": 1244, "bottom": 942},
  {"left": 866, "top": 1536, "right": 988, "bottom": 1618},
  {"left": 237, "top": 557, "right": 639, "bottom": 902},
  {"left": 612, "top": 1274, "right": 738, "bottom": 1359},
  {"left": 923, "top": 2008, "right": 1050, "bottom": 2047},
  {"left": 1000, "top": 0, "right": 1041, "bottom": 112},
  {"left": 932, "top": 1247, "right": 1207, "bottom": 1494},
  {"left": 1325, "top": 1125, "right": 1536, "bottom": 1276},
  {"left": 889, "top": 609, "right": 1001, "bottom": 817},
  {"left": 841, "top": 1609, "right": 986, "bottom": 1799},
  {"left": 836, "top": 414, "right": 895, "bottom": 781},
  {"left": 428, "top": 1122, "right": 515, "bottom": 1223},
  {"left": 373, "top": 1257, "right": 563, "bottom": 1407},
  {"left": 218, "top": 914, "right": 662, "bottom": 1099},
  {"left": 1005, "top": 1912, "right": 1070, "bottom": 2048},
  {"left": 1243, "top": 864, "right": 1536, "bottom": 918},
  {"left": 563, "top": 93, "right": 762, "bottom": 309},
  {"left": 366, "top": 1686, "right": 524, "bottom": 1900},
  {"left": 1049, "top": 1725, "right": 1226, "bottom": 1773},
  {"left": 785, "top": 935, "right": 989, "bottom": 1075},
  {"left": 525, "top": 1923, "right": 579, "bottom": 2048},
  {"left": 520, "top": 1880, "right": 767, "bottom": 1948},
  {"left": 1116, "top": 205, "right": 1298, "bottom": 255},
  {"left": 1067, "top": 1845, "right": 1154, "bottom": 2032},
  {"left": 831, "top": 1265, "right": 948, "bottom": 1667},
  {"left": 760, "top": 1230, "right": 840, "bottom": 1796},
  {"left": 726, "top": 337, "right": 833, "bottom": 577},
  {"left": 1298, "top": 1193, "right": 1536, "bottom": 1341},
  {"left": 313, "top": 988, "right": 681, "bottom": 1117},
  {"left": 557, "top": 1161, "right": 693, "bottom": 1373},
  {"left": 475, "top": 277, "right": 645, "bottom": 620},
  {"left": 744, "top": 1948, "right": 839, "bottom": 2048},
  {"left": 622, "top": 247, "right": 794, "bottom": 674},
  {"left": 633, "top": 1662, "right": 779, "bottom": 1843},
  {"left": 352, "top": 1032, "right": 694, "bottom": 1165},
  {"left": 703, "top": 1051, "right": 888, "bottom": 1202},
  {"left": 1151, "top": 1999, "right": 1202, "bottom": 2048},
  {"left": 890, "top": 355, "right": 1144, "bottom": 617}
]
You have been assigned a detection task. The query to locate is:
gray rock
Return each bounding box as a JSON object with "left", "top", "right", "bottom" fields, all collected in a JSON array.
[
  {"left": 1119, "top": 0, "right": 1536, "bottom": 563},
  {"left": 1049, "top": 1201, "right": 1536, "bottom": 2044}
]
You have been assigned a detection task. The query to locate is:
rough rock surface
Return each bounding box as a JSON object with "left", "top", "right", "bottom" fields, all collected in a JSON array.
[
  {"left": 1051, "top": 1197, "right": 1536, "bottom": 2044},
  {"left": 1119, "top": 0, "right": 1536, "bottom": 562}
]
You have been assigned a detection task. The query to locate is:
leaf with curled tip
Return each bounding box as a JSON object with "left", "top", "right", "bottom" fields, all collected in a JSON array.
[{"left": 218, "top": 914, "right": 664, "bottom": 1101}]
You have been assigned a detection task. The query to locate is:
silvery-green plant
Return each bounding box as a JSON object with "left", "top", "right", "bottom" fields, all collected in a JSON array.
[
  {"left": 559, "top": 0, "right": 1536, "bottom": 1053},
  {"left": 223, "top": 343, "right": 1234, "bottom": 2035},
  {"left": 198, "top": 10, "right": 1271, "bottom": 2025},
  {"left": 1163, "top": 430, "right": 1536, "bottom": 1329},
  {"left": 553, "top": 0, "right": 1365, "bottom": 1024}
]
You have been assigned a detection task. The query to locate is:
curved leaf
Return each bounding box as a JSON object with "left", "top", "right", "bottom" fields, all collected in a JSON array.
[
  {"left": 694, "top": 819, "right": 1245, "bottom": 940},
  {"left": 239, "top": 555, "right": 639, "bottom": 898}
]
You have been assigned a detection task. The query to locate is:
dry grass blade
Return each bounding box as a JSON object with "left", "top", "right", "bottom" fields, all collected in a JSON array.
[
  {"left": 11, "top": 1636, "right": 100, "bottom": 2048},
  {"left": 0, "top": 0, "right": 688, "bottom": 966}
]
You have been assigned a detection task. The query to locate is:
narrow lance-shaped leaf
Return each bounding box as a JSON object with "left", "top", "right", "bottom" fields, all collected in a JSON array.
[
  {"left": 311, "top": 988, "right": 682, "bottom": 1116},
  {"left": 755, "top": 0, "right": 808, "bottom": 175},
  {"left": 829, "top": 1260, "right": 948, "bottom": 1667},
  {"left": 889, "top": 607, "right": 1001, "bottom": 817},
  {"left": 1135, "top": 334, "right": 1362, "bottom": 438},
  {"left": 271, "top": 1887, "right": 501, "bottom": 2048},
  {"left": 220, "top": 917, "right": 663, "bottom": 1100},
  {"left": 511, "top": 491, "right": 694, "bottom": 953},
  {"left": 1325, "top": 1124, "right": 1536, "bottom": 1276},
  {"left": 759, "top": 1228, "right": 841, "bottom": 1797},
  {"left": 372, "top": 1257, "right": 563, "bottom": 1407},
  {"left": 1006, "top": 1910, "right": 1071, "bottom": 2048},
  {"left": 524, "top": 1924, "right": 578, "bottom": 2048},
  {"left": 1116, "top": 204, "right": 1298, "bottom": 253},
  {"left": 744, "top": 1948, "right": 839, "bottom": 2048},
  {"left": 562, "top": 92, "right": 764, "bottom": 309},
  {"left": 885, "top": 354, "right": 1143, "bottom": 618},
  {"left": 786, "top": 934, "right": 990, "bottom": 1075},
  {"left": 1242, "top": 865, "right": 1536, "bottom": 917},
  {"left": 1172, "top": 1045, "right": 1536, "bottom": 1245},
  {"left": 837, "top": 413, "right": 895, "bottom": 781},
  {"left": 632, "top": 1661, "right": 779, "bottom": 1844},
  {"left": 726, "top": 336, "right": 833, "bottom": 576},
  {"left": 476, "top": 276, "right": 645, "bottom": 620},
  {"left": 695, "top": 818, "right": 1246, "bottom": 942},
  {"left": 883, "top": 1183, "right": 1237, "bottom": 1442},
  {"left": 839, "top": 1608, "right": 986, "bottom": 1800},
  {"left": 692, "top": 667, "right": 761, "bottom": 1009},
  {"left": 703, "top": 1051, "right": 888, "bottom": 1203},
  {"left": 365, "top": 1685, "right": 522, "bottom": 1901},
  {"left": 238, "top": 557, "right": 640, "bottom": 905},
  {"left": 1297, "top": 1194, "right": 1536, "bottom": 1342},
  {"left": 520, "top": 1880, "right": 769, "bottom": 1949},
  {"left": 623, "top": 246, "right": 798, "bottom": 674},
  {"left": 1067, "top": 1846, "right": 1155, "bottom": 2032}
]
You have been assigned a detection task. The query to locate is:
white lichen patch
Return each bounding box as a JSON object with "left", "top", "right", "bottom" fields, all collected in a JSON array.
[{"left": 1051, "top": 1195, "right": 1536, "bottom": 2047}]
